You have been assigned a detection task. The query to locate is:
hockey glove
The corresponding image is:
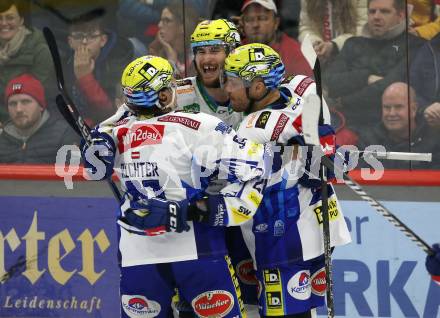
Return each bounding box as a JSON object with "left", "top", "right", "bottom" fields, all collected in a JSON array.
[
  {"left": 187, "top": 194, "right": 228, "bottom": 226},
  {"left": 123, "top": 198, "right": 190, "bottom": 236},
  {"left": 426, "top": 243, "right": 440, "bottom": 285},
  {"left": 81, "top": 129, "right": 115, "bottom": 179}
]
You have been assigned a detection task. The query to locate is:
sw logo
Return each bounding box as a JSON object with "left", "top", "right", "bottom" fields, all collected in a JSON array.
[
  {"left": 266, "top": 291, "right": 282, "bottom": 309},
  {"left": 264, "top": 269, "right": 280, "bottom": 285}
]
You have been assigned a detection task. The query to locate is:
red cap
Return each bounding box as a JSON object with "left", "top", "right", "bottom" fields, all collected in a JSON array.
[
  {"left": 241, "top": 0, "right": 278, "bottom": 14},
  {"left": 5, "top": 74, "right": 47, "bottom": 108}
]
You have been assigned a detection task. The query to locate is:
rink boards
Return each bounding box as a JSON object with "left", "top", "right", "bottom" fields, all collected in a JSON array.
[{"left": 0, "top": 180, "right": 439, "bottom": 318}]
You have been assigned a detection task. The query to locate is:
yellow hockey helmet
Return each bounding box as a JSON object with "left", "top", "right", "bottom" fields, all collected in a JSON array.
[
  {"left": 224, "top": 43, "right": 285, "bottom": 88},
  {"left": 191, "top": 19, "right": 241, "bottom": 52},
  {"left": 121, "top": 55, "right": 174, "bottom": 109}
]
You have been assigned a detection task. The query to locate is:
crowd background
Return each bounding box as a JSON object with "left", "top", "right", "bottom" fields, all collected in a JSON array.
[{"left": 0, "top": 0, "right": 439, "bottom": 170}]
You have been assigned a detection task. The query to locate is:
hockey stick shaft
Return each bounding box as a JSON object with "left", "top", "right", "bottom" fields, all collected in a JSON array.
[
  {"left": 43, "top": 27, "right": 122, "bottom": 202},
  {"left": 320, "top": 156, "right": 434, "bottom": 255},
  {"left": 313, "top": 56, "right": 335, "bottom": 317}
]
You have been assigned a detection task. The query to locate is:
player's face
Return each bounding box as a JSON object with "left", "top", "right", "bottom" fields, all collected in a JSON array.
[
  {"left": 7, "top": 94, "right": 43, "bottom": 130},
  {"left": 224, "top": 75, "right": 250, "bottom": 112},
  {"left": 242, "top": 4, "right": 279, "bottom": 44},
  {"left": 0, "top": 5, "right": 23, "bottom": 42},
  {"left": 194, "top": 45, "right": 227, "bottom": 88},
  {"left": 368, "top": 0, "right": 404, "bottom": 38}
]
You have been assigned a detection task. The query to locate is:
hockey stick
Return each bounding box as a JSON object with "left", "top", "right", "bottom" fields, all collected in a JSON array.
[
  {"left": 313, "top": 52, "right": 335, "bottom": 318},
  {"left": 43, "top": 27, "right": 122, "bottom": 202},
  {"left": 300, "top": 37, "right": 434, "bottom": 256}
]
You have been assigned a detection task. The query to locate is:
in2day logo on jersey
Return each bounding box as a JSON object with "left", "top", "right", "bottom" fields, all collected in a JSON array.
[
  {"left": 121, "top": 295, "right": 161, "bottom": 318},
  {"left": 192, "top": 290, "right": 234, "bottom": 318},
  {"left": 287, "top": 270, "right": 311, "bottom": 300},
  {"left": 236, "top": 259, "right": 258, "bottom": 285},
  {"left": 117, "top": 124, "right": 164, "bottom": 153},
  {"left": 311, "top": 268, "right": 326, "bottom": 296}
]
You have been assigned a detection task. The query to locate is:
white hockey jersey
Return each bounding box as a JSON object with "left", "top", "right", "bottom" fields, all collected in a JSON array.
[
  {"left": 237, "top": 75, "right": 352, "bottom": 267},
  {"left": 94, "top": 105, "right": 269, "bottom": 266},
  {"left": 175, "top": 76, "right": 243, "bottom": 129}
]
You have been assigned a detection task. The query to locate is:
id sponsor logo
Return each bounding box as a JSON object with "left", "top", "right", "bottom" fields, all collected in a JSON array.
[
  {"left": 121, "top": 295, "right": 161, "bottom": 317},
  {"left": 287, "top": 270, "right": 311, "bottom": 300},
  {"left": 192, "top": 290, "right": 234, "bottom": 318},
  {"left": 311, "top": 268, "right": 326, "bottom": 296},
  {"left": 263, "top": 269, "right": 280, "bottom": 285},
  {"left": 266, "top": 291, "right": 282, "bottom": 309},
  {"left": 117, "top": 124, "right": 164, "bottom": 153}
]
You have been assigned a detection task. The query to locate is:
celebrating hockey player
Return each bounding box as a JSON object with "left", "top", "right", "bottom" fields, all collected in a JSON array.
[
  {"left": 81, "top": 55, "right": 281, "bottom": 318},
  {"left": 176, "top": 19, "right": 260, "bottom": 311},
  {"left": 217, "top": 43, "right": 352, "bottom": 317}
]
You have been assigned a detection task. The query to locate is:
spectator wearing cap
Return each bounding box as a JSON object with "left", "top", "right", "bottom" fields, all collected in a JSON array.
[
  {"left": 0, "top": 74, "right": 79, "bottom": 163},
  {"left": 0, "top": 0, "right": 54, "bottom": 125},
  {"left": 240, "top": 0, "right": 313, "bottom": 77}
]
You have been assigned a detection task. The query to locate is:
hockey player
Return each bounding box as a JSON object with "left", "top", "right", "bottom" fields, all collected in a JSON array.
[
  {"left": 176, "top": 19, "right": 260, "bottom": 311},
  {"left": 81, "top": 55, "right": 278, "bottom": 318},
  {"left": 426, "top": 244, "right": 440, "bottom": 285},
  {"left": 217, "top": 43, "right": 352, "bottom": 317}
]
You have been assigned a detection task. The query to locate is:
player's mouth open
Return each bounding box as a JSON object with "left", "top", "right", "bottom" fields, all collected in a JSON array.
[{"left": 202, "top": 65, "right": 218, "bottom": 74}]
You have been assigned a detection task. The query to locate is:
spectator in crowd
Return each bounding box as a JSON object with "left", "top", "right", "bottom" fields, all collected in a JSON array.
[
  {"left": 410, "top": 32, "right": 440, "bottom": 130},
  {"left": 239, "top": 0, "right": 313, "bottom": 77},
  {"left": 324, "top": 0, "right": 425, "bottom": 133},
  {"left": 357, "top": 82, "right": 440, "bottom": 169},
  {"left": 0, "top": 0, "right": 54, "bottom": 125},
  {"left": 298, "top": 0, "right": 367, "bottom": 64},
  {"left": 118, "top": 0, "right": 215, "bottom": 42},
  {"left": 66, "top": 12, "right": 134, "bottom": 125},
  {"left": 148, "top": 0, "right": 200, "bottom": 78},
  {"left": 0, "top": 74, "right": 78, "bottom": 164},
  {"left": 408, "top": 0, "right": 440, "bottom": 40}
]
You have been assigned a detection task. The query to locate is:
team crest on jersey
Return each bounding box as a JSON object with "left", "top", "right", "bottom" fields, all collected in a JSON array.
[
  {"left": 255, "top": 111, "right": 271, "bottom": 129},
  {"left": 215, "top": 121, "right": 232, "bottom": 135},
  {"left": 287, "top": 270, "right": 311, "bottom": 300},
  {"left": 191, "top": 290, "right": 234, "bottom": 318},
  {"left": 121, "top": 295, "right": 161, "bottom": 317}
]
